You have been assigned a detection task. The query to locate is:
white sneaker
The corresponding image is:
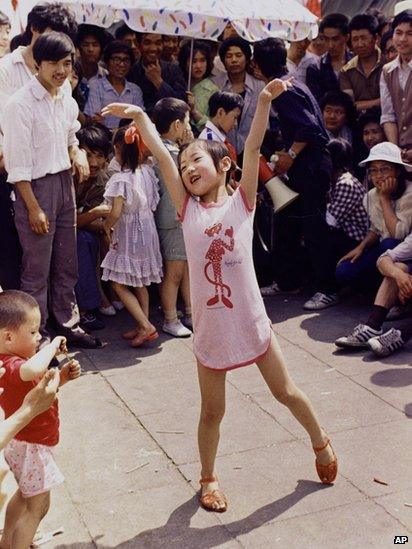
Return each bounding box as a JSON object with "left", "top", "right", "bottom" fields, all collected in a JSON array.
[
  {"left": 335, "top": 323, "right": 382, "bottom": 349},
  {"left": 367, "top": 328, "right": 405, "bottom": 357},
  {"left": 260, "top": 282, "right": 300, "bottom": 296},
  {"left": 112, "top": 300, "right": 124, "bottom": 311},
  {"left": 162, "top": 320, "right": 192, "bottom": 338},
  {"left": 99, "top": 305, "right": 116, "bottom": 316},
  {"left": 304, "top": 292, "right": 340, "bottom": 311}
]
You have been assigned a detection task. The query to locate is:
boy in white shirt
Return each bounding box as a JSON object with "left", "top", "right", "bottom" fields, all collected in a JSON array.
[{"left": 1, "top": 32, "right": 101, "bottom": 349}]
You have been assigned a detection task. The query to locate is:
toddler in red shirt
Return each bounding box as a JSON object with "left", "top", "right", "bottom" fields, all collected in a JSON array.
[{"left": 0, "top": 290, "right": 81, "bottom": 549}]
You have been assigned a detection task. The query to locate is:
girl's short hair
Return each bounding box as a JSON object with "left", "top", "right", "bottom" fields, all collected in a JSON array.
[
  {"left": 177, "top": 40, "right": 214, "bottom": 80},
  {"left": 219, "top": 36, "right": 252, "bottom": 63},
  {"left": 177, "top": 139, "right": 235, "bottom": 181},
  {"left": 112, "top": 126, "right": 140, "bottom": 172},
  {"left": 0, "top": 290, "right": 39, "bottom": 330},
  {"left": 326, "top": 138, "right": 353, "bottom": 174},
  {"left": 33, "top": 31, "right": 75, "bottom": 65},
  {"left": 103, "top": 40, "right": 134, "bottom": 66},
  {"left": 77, "top": 124, "right": 112, "bottom": 158}
]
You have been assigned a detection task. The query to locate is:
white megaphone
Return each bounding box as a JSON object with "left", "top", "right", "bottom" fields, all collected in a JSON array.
[{"left": 258, "top": 155, "right": 299, "bottom": 213}]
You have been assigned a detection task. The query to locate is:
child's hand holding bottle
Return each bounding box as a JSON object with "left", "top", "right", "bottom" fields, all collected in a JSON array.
[
  {"left": 59, "top": 359, "right": 81, "bottom": 386},
  {"left": 52, "top": 336, "right": 67, "bottom": 356}
]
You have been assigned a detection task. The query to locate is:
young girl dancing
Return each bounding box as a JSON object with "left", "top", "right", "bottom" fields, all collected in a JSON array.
[
  {"left": 102, "top": 79, "right": 338, "bottom": 511},
  {"left": 0, "top": 290, "right": 81, "bottom": 548},
  {"left": 102, "top": 127, "right": 163, "bottom": 347}
]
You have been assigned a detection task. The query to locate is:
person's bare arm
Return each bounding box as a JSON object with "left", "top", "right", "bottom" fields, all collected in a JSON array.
[
  {"left": 77, "top": 204, "right": 109, "bottom": 228},
  {"left": 383, "top": 122, "right": 399, "bottom": 145},
  {"left": 338, "top": 231, "right": 380, "bottom": 264},
  {"left": 101, "top": 104, "right": 186, "bottom": 213},
  {"left": 20, "top": 337, "right": 66, "bottom": 382},
  {"left": 355, "top": 98, "right": 381, "bottom": 111}
]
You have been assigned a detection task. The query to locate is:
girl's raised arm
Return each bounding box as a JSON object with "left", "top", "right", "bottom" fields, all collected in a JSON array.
[
  {"left": 101, "top": 104, "right": 187, "bottom": 213},
  {"left": 240, "top": 79, "right": 292, "bottom": 208}
]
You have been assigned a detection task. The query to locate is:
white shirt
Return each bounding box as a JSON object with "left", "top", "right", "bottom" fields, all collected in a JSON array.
[
  {"left": 380, "top": 55, "right": 412, "bottom": 124},
  {"left": 1, "top": 76, "right": 80, "bottom": 183},
  {"left": 198, "top": 120, "right": 227, "bottom": 143},
  {"left": 286, "top": 51, "right": 317, "bottom": 85},
  {"left": 0, "top": 47, "right": 33, "bottom": 118}
]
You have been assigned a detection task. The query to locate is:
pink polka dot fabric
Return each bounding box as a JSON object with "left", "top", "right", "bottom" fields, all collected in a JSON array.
[{"left": 4, "top": 439, "right": 64, "bottom": 498}]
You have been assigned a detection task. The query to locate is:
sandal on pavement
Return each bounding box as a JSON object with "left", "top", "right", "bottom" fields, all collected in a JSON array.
[
  {"left": 199, "top": 476, "right": 228, "bottom": 512},
  {"left": 122, "top": 328, "right": 139, "bottom": 340},
  {"left": 313, "top": 438, "right": 338, "bottom": 485},
  {"left": 130, "top": 330, "right": 159, "bottom": 348}
]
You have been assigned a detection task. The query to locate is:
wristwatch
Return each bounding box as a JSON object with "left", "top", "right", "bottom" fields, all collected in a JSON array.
[{"left": 287, "top": 148, "right": 297, "bottom": 160}]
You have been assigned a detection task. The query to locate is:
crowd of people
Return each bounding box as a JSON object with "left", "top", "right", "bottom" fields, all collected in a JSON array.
[{"left": 0, "top": 2, "right": 411, "bottom": 540}]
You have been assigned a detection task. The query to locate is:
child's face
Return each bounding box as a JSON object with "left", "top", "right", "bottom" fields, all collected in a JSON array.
[
  {"left": 180, "top": 142, "right": 228, "bottom": 197},
  {"left": 4, "top": 307, "right": 42, "bottom": 360},
  {"left": 175, "top": 111, "right": 191, "bottom": 142},
  {"left": 82, "top": 145, "right": 107, "bottom": 178},
  {"left": 37, "top": 54, "right": 73, "bottom": 91},
  {"left": 217, "top": 107, "right": 241, "bottom": 134},
  {"left": 362, "top": 122, "right": 384, "bottom": 150}
]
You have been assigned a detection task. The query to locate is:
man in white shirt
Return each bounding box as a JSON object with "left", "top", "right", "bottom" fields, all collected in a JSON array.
[
  {"left": 1, "top": 32, "right": 100, "bottom": 349},
  {"left": 286, "top": 37, "right": 317, "bottom": 85}
]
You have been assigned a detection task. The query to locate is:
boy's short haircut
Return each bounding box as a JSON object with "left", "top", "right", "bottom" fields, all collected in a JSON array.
[
  {"left": 392, "top": 9, "right": 412, "bottom": 31},
  {"left": 25, "top": 2, "right": 77, "bottom": 42},
  {"left": 76, "top": 23, "right": 111, "bottom": 50},
  {"left": 115, "top": 23, "right": 137, "bottom": 41},
  {"left": 348, "top": 14, "right": 379, "bottom": 36},
  {"left": 219, "top": 36, "right": 252, "bottom": 63},
  {"left": 0, "top": 290, "right": 39, "bottom": 330},
  {"left": 320, "top": 90, "right": 357, "bottom": 127},
  {"left": 152, "top": 97, "right": 190, "bottom": 135},
  {"left": 319, "top": 13, "right": 349, "bottom": 35},
  {"left": 33, "top": 31, "right": 75, "bottom": 65},
  {"left": 208, "top": 91, "right": 244, "bottom": 117},
  {"left": 103, "top": 40, "right": 134, "bottom": 65},
  {"left": 76, "top": 124, "right": 112, "bottom": 158}
]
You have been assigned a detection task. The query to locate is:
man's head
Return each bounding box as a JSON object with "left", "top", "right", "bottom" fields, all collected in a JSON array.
[
  {"left": 320, "top": 91, "right": 356, "bottom": 135},
  {"left": 348, "top": 14, "right": 379, "bottom": 59},
  {"left": 33, "top": 31, "right": 75, "bottom": 90},
  {"left": 319, "top": 13, "right": 349, "bottom": 59},
  {"left": 0, "top": 11, "right": 11, "bottom": 58},
  {"left": 0, "top": 291, "right": 41, "bottom": 359},
  {"left": 392, "top": 10, "right": 412, "bottom": 59},
  {"left": 77, "top": 24, "right": 110, "bottom": 65},
  {"left": 208, "top": 91, "right": 244, "bottom": 134},
  {"left": 152, "top": 98, "right": 191, "bottom": 141},
  {"left": 288, "top": 38, "right": 311, "bottom": 60},
  {"left": 253, "top": 38, "right": 287, "bottom": 80},
  {"left": 357, "top": 107, "right": 385, "bottom": 150},
  {"left": 25, "top": 2, "right": 77, "bottom": 45},
  {"left": 162, "top": 35, "right": 179, "bottom": 62},
  {"left": 219, "top": 37, "right": 252, "bottom": 77},
  {"left": 103, "top": 40, "right": 134, "bottom": 79},
  {"left": 137, "top": 33, "right": 163, "bottom": 65},
  {"left": 115, "top": 24, "right": 139, "bottom": 61},
  {"left": 77, "top": 124, "right": 112, "bottom": 177},
  {"left": 380, "top": 30, "right": 397, "bottom": 63}
]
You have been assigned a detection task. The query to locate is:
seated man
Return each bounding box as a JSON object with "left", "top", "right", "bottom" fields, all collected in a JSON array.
[
  {"left": 321, "top": 90, "right": 356, "bottom": 143},
  {"left": 75, "top": 125, "right": 111, "bottom": 329},
  {"left": 335, "top": 231, "right": 412, "bottom": 356}
]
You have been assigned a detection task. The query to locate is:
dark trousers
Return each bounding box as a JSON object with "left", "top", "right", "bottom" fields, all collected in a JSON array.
[
  {"left": 14, "top": 170, "right": 80, "bottom": 335},
  {"left": 0, "top": 173, "right": 21, "bottom": 289},
  {"left": 75, "top": 229, "right": 102, "bottom": 311},
  {"left": 335, "top": 238, "right": 400, "bottom": 291}
]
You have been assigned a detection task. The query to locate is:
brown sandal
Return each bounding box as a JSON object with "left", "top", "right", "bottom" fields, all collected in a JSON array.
[
  {"left": 199, "top": 476, "right": 228, "bottom": 512},
  {"left": 313, "top": 438, "right": 338, "bottom": 484}
]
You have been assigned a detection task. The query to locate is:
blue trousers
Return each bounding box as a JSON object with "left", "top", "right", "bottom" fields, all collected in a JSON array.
[
  {"left": 75, "top": 229, "right": 101, "bottom": 311},
  {"left": 335, "top": 238, "right": 400, "bottom": 291}
]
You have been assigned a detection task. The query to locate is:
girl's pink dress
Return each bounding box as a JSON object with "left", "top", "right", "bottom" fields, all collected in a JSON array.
[{"left": 180, "top": 186, "right": 272, "bottom": 370}]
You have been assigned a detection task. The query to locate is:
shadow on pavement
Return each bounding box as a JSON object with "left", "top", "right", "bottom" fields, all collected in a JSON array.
[
  {"left": 55, "top": 480, "right": 327, "bottom": 549},
  {"left": 370, "top": 368, "right": 412, "bottom": 388}
]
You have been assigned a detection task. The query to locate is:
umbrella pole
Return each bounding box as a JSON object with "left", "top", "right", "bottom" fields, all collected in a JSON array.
[{"left": 187, "top": 37, "right": 194, "bottom": 91}]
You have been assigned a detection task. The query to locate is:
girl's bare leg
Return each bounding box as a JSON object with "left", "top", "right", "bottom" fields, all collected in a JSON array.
[
  {"left": 134, "top": 286, "right": 150, "bottom": 319},
  {"left": 112, "top": 282, "right": 154, "bottom": 333},
  {"left": 181, "top": 263, "right": 191, "bottom": 316},
  {"left": 197, "top": 362, "right": 227, "bottom": 510},
  {"left": 12, "top": 491, "right": 50, "bottom": 549},
  {"left": 159, "top": 260, "right": 185, "bottom": 321},
  {"left": 0, "top": 490, "right": 26, "bottom": 549},
  {"left": 256, "top": 333, "right": 335, "bottom": 465}
]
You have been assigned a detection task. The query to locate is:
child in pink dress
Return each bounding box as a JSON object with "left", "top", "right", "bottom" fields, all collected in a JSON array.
[
  {"left": 102, "top": 80, "right": 338, "bottom": 511},
  {"left": 102, "top": 126, "right": 163, "bottom": 347}
]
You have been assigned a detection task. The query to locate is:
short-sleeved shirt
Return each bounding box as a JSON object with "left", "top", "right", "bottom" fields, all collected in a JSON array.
[
  {"left": 84, "top": 76, "right": 144, "bottom": 129},
  {"left": 339, "top": 49, "right": 384, "bottom": 102},
  {"left": 0, "top": 354, "right": 59, "bottom": 446},
  {"left": 75, "top": 170, "right": 109, "bottom": 213}
]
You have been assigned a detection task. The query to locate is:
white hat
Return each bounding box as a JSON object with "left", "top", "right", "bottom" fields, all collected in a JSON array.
[
  {"left": 394, "top": 1, "right": 412, "bottom": 15},
  {"left": 358, "top": 141, "right": 412, "bottom": 168}
]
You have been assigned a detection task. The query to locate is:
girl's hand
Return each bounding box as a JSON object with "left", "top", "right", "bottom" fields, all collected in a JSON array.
[
  {"left": 338, "top": 246, "right": 363, "bottom": 265},
  {"left": 101, "top": 103, "right": 144, "bottom": 120},
  {"left": 378, "top": 177, "right": 397, "bottom": 196},
  {"left": 260, "top": 77, "right": 293, "bottom": 102},
  {"left": 186, "top": 91, "right": 196, "bottom": 112}
]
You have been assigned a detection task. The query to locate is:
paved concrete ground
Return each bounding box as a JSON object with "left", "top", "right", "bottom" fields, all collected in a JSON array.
[{"left": 1, "top": 293, "right": 411, "bottom": 548}]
